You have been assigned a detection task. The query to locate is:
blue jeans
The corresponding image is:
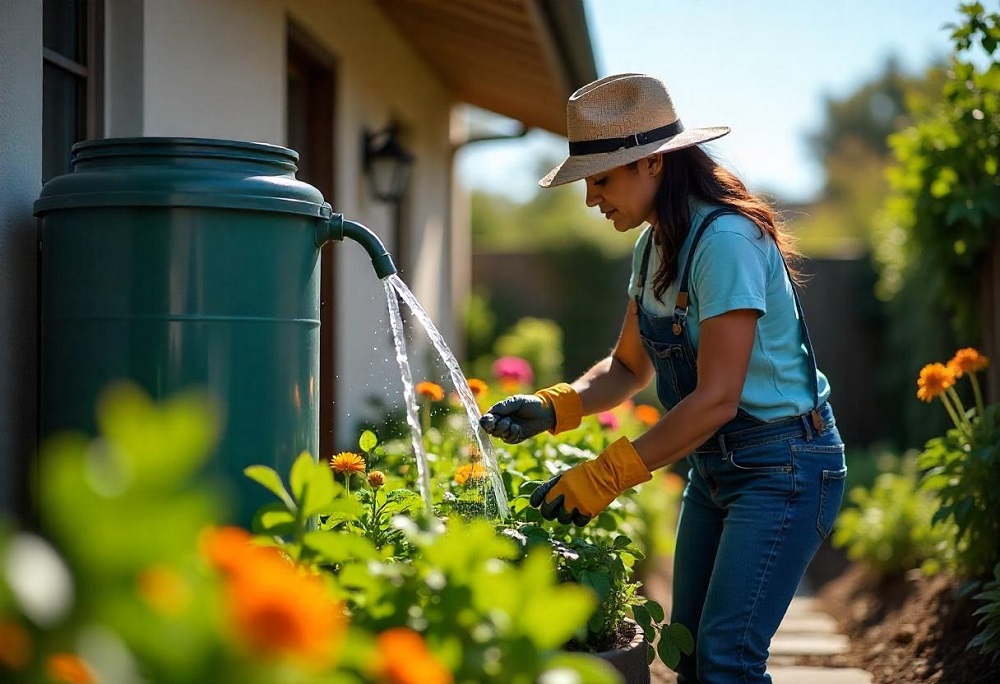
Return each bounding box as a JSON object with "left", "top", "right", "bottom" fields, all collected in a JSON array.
[{"left": 671, "top": 403, "right": 846, "bottom": 683}]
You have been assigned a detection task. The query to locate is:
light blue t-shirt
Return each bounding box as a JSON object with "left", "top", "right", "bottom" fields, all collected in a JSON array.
[{"left": 627, "top": 204, "right": 831, "bottom": 421}]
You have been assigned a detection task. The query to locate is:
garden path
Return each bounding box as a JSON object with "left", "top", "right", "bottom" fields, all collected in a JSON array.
[{"left": 646, "top": 562, "right": 873, "bottom": 683}]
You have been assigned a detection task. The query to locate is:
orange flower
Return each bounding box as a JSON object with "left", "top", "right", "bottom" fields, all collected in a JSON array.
[
  {"left": 466, "top": 379, "right": 488, "bottom": 397},
  {"left": 45, "top": 653, "right": 97, "bottom": 684},
  {"left": 375, "top": 628, "right": 452, "bottom": 684},
  {"left": 948, "top": 348, "right": 989, "bottom": 377},
  {"left": 917, "top": 363, "right": 956, "bottom": 402},
  {"left": 367, "top": 470, "right": 386, "bottom": 488},
  {"left": 454, "top": 463, "right": 488, "bottom": 486},
  {"left": 330, "top": 452, "right": 366, "bottom": 475},
  {"left": 415, "top": 381, "right": 445, "bottom": 402},
  {"left": 226, "top": 563, "right": 346, "bottom": 669},
  {"left": 200, "top": 526, "right": 287, "bottom": 578},
  {"left": 0, "top": 620, "right": 31, "bottom": 670},
  {"left": 634, "top": 404, "right": 661, "bottom": 426},
  {"left": 137, "top": 564, "right": 191, "bottom": 616}
]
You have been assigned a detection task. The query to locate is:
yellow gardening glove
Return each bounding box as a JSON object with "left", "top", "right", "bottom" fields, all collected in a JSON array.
[
  {"left": 533, "top": 382, "right": 583, "bottom": 434},
  {"left": 529, "top": 436, "right": 652, "bottom": 526}
]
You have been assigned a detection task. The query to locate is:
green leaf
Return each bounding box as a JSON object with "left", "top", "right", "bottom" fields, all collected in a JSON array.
[
  {"left": 244, "top": 465, "right": 295, "bottom": 511},
  {"left": 644, "top": 599, "right": 665, "bottom": 624},
  {"left": 579, "top": 568, "right": 612, "bottom": 603},
  {"left": 657, "top": 639, "right": 681, "bottom": 670},
  {"left": 290, "top": 451, "right": 316, "bottom": 503},
  {"left": 250, "top": 502, "right": 297, "bottom": 536},
  {"left": 631, "top": 603, "right": 654, "bottom": 642},
  {"left": 664, "top": 622, "right": 695, "bottom": 655},
  {"left": 303, "top": 530, "right": 378, "bottom": 564},
  {"left": 359, "top": 430, "right": 379, "bottom": 453}
]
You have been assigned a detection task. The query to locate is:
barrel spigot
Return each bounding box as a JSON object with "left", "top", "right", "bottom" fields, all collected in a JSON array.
[{"left": 316, "top": 210, "right": 397, "bottom": 279}]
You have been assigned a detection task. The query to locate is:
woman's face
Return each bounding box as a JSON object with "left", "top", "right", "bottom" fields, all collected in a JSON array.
[{"left": 584, "top": 155, "right": 664, "bottom": 232}]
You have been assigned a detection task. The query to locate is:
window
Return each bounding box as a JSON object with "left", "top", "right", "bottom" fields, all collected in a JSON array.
[{"left": 43, "top": 0, "right": 104, "bottom": 182}]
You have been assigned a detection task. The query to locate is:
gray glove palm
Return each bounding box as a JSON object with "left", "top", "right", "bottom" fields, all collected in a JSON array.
[{"left": 479, "top": 395, "right": 555, "bottom": 444}]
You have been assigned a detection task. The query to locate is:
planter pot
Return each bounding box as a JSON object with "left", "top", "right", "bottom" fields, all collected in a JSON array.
[{"left": 594, "top": 619, "right": 650, "bottom": 684}]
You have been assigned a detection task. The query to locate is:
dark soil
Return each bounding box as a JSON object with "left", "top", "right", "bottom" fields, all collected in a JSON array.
[{"left": 803, "top": 546, "right": 1000, "bottom": 684}]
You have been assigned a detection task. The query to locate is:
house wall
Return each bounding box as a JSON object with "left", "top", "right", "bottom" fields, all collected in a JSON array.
[{"left": 0, "top": 0, "right": 43, "bottom": 518}]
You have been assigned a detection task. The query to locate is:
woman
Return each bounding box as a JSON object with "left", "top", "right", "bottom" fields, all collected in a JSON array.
[{"left": 479, "top": 73, "right": 847, "bottom": 683}]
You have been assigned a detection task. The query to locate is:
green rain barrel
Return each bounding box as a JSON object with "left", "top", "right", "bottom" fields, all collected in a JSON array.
[{"left": 34, "top": 137, "right": 391, "bottom": 525}]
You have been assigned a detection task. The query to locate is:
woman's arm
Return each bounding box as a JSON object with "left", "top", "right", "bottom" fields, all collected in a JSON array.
[
  {"left": 570, "top": 299, "right": 655, "bottom": 414},
  {"left": 632, "top": 308, "right": 758, "bottom": 471}
]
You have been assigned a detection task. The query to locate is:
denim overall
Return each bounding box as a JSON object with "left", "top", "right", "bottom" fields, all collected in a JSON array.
[{"left": 636, "top": 208, "right": 847, "bottom": 683}]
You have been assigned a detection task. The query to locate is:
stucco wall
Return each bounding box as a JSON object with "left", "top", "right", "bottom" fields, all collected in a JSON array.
[{"left": 0, "top": 0, "right": 42, "bottom": 519}]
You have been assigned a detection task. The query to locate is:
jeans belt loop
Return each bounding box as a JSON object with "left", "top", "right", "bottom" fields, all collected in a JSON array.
[
  {"left": 716, "top": 433, "right": 728, "bottom": 456},
  {"left": 800, "top": 414, "right": 814, "bottom": 442}
]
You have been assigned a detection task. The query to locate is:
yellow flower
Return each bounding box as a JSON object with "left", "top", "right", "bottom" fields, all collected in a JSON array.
[
  {"left": 367, "top": 470, "right": 386, "bottom": 488},
  {"left": 45, "top": 653, "right": 97, "bottom": 684},
  {"left": 0, "top": 620, "right": 31, "bottom": 670},
  {"left": 948, "top": 347, "right": 989, "bottom": 377},
  {"left": 917, "top": 363, "right": 956, "bottom": 402},
  {"left": 454, "top": 463, "right": 488, "bottom": 486},
  {"left": 415, "top": 381, "right": 445, "bottom": 402},
  {"left": 330, "top": 452, "right": 366, "bottom": 475},
  {"left": 375, "top": 628, "right": 453, "bottom": 684},
  {"left": 466, "top": 378, "right": 488, "bottom": 397}
]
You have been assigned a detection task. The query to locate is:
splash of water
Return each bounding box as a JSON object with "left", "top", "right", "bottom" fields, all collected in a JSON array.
[
  {"left": 386, "top": 274, "right": 509, "bottom": 518},
  {"left": 383, "top": 280, "right": 434, "bottom": 514}
]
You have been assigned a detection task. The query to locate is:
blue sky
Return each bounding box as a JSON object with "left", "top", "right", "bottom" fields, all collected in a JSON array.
[{"left": 457, "top": 0, "right": 971, "bottom": 203}]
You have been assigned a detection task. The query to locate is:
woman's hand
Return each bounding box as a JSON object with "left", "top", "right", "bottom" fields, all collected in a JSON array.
[{"left": 479, "top": 395, "right": 556, "bottom": 444}]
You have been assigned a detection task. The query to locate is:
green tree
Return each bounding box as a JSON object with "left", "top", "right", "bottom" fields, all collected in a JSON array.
[{"left": 875, "top": 1, "right": 1000, "bottom": 341}]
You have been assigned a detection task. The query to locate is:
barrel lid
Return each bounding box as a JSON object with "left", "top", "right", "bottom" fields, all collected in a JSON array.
[{"left": 34, "top": 137, "right": 329, "bottom": 218}]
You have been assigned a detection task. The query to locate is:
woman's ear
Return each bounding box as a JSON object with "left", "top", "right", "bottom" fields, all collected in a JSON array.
[{"left": 645, "top": 153, "right": 664, "bottom": 178}]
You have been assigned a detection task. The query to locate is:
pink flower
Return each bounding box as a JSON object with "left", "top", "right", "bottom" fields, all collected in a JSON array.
[
  {"left": 491, "top": 357, "right": 534, "bottom": 386},
  {"left": 597, "top": 411, "right": 620, "bottom": 430}
]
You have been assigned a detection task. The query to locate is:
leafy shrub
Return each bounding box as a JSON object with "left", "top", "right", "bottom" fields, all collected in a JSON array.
[
  {"left": 832, "top": 464, "right": 953, "bottom": 579},
  {"left": 916, "top": 349, "right": 1000, "bottom": 577},
  {"left": 970, "top": 560, "right": 1000, "bottom": 664},
  {"left": 492, "top": 317, "right": 564, "bottom": 389}
]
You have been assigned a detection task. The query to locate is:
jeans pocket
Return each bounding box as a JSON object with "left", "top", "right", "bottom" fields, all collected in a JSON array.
[
  {"left": 727, "top": 442, "right": 794, "bottom": 474},
  {"left": 817, "top": 465, "right": 847, "bottom": 538}
]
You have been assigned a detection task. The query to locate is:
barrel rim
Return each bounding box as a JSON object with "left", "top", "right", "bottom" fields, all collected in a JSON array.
[{"left": 71, "top": 136, "right": 299, "bottom": 163}]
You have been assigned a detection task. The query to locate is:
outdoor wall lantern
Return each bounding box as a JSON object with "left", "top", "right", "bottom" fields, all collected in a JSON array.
[{"left": 363, "top": 124, "right": 414, "bottom": 204}]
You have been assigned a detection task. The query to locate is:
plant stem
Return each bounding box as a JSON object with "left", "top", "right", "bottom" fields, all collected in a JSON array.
[
  {"left": 939, "top": 390, "right": 970, "bottom": 437},
  {"left": 970, "top": 371, "right": 986, "bottom": 418},
  {"left": 946, "top": 386, "right": 975, "bottom": 435}
]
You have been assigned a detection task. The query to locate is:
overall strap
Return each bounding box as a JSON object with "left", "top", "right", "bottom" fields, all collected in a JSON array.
[
  {"left": 674, "top": 207, "right": 740, "bottom": 312},
  {"left": 634, "top": 207, "right": 736, "bottom": 309},
  {"left": 785, "top": 262, "right": 825, "bottom": 427}
]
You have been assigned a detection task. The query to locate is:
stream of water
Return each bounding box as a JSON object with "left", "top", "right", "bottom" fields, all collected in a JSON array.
[
  {"left": 384, "top": 279, "right": 435, "bottom": 514},
  {"left": 384, "top": 274, "right": 509, "bottom": 518}
]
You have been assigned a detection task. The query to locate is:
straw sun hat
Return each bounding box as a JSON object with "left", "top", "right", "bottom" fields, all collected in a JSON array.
[{"left": 539, "top": 73, "right": 730, "bottom": 188}]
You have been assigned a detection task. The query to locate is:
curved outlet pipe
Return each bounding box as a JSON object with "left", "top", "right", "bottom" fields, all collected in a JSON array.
[{"left": 315, "top": 212, "right": 397, "bottom": 279}]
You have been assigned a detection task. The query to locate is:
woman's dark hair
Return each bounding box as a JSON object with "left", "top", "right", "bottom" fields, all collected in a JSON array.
[{"left": 645, "top": 146, "right": 802, "bottom": 303}]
